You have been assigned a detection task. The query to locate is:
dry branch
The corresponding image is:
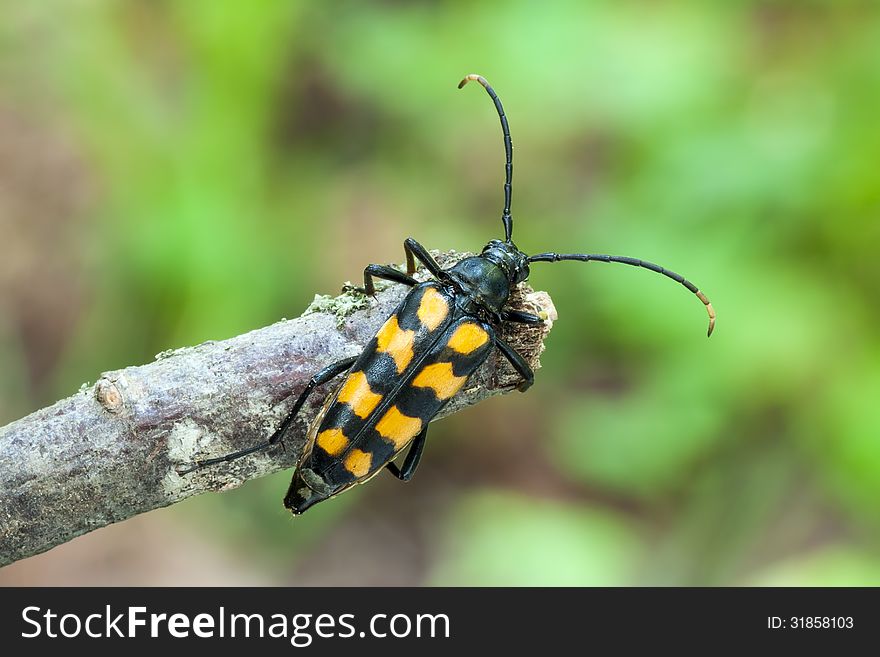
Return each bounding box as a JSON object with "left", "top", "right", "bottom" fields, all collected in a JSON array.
[{"left": 0, "top": 252, "right": 555, "bottom": 566}]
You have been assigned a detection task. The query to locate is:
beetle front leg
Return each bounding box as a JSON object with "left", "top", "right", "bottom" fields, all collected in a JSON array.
[
  {"left": 385, "top": 426, "right": 429, "bottom": 482},
  {"left": 404, "top": 237, "right": 444, "bottom": 278},
  {"left": 361, "top": 264, "right": 418, "bottom": 296},
  {"left": 177, "top": 356, "right": 358, "bottom": 474},
  {"left": 501, "top": 309, "right": 544, "bottom": 325},
  {"left": 494, "top": 336, "right": 535, "bottom": 392}
]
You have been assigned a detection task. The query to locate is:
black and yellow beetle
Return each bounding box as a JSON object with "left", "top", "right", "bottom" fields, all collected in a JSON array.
[{"left": 180, "top": 74, "right": 715, "bottom": 514}]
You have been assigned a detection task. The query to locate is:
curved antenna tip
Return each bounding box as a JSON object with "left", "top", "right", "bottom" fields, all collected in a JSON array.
[
  {"left": 458, "top": 73, "right": 487, "bottom": 89},
  {"left": 697, "top": 292, "right": 716, "bottom": 337},
  {"left": 457, "top": 72, "right": 513, "bottom": 241}
]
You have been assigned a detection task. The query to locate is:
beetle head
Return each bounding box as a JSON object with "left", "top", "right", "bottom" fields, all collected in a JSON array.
[{"left": 482, "top": 239, "right": 530, "bottom": 285}]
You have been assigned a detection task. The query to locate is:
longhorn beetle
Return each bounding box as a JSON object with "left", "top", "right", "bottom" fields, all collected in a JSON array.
[{"left": 180, "top": 74, "right": 715, "bottom": 514}]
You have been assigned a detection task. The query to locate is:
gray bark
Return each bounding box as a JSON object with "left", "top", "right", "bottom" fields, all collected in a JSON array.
[{"left": 0, "top": 252, "right": 555, "bottom": 566}]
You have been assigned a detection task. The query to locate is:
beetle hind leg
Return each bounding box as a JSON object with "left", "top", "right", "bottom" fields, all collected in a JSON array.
[
  {"left": 176, "top": 355, "right": 358, "bottom": 475},
  {"left": 385, "top": 426, "right": 429, "bottom": 482}
]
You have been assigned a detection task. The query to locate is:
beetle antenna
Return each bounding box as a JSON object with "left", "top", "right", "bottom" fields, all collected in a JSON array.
[
  {"left": 528, "top": 252, "right": 716, "bottom": 336},
  {"left": 459, "top": 74, "right": 514, "bottom": 243}
]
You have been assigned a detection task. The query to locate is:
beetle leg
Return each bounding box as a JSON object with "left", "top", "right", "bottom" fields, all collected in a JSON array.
[
  {"left": 404, "top": 237, "right": 444, "bottom": 277},
  {"left": 177, "top": 356, "right": 358, "bottom": 474},
  {"left": 494, "top": 336, "right": 535, "bottom": 392},
  {"left": 501, "top": 309, "right": 544, "bottom": 325},
  {"left": 266, "top": 355, "right": 359, "bottom": 446},
  {"left": 360, "top": 264, "right": 418, "bottom": 296},
  {"left": 385, "top": 426, "right": 429, "bottom": 482}
]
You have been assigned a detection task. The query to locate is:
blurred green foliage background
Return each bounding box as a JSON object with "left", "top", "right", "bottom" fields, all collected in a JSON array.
[{"left": 1, "top": 0, "right": 878, "bottom": 585}]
